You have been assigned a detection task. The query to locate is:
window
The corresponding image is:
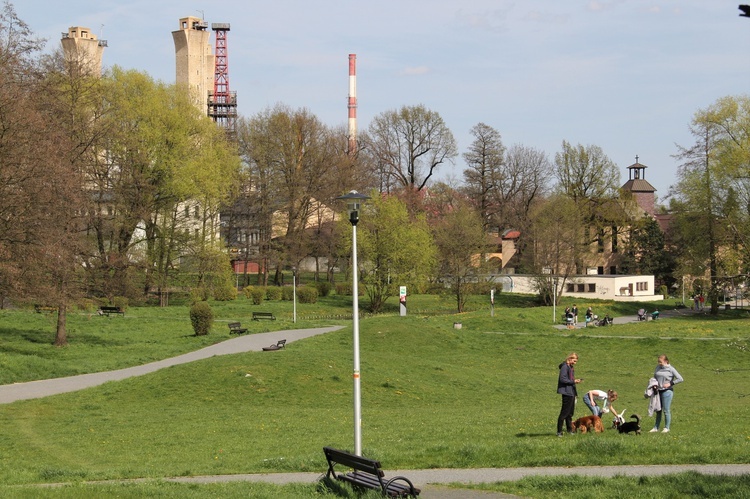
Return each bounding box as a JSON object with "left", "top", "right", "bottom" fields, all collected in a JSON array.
[
  {"left": 597, "top": 228, "right": 604, "bottom": 253},
  {"left": 194, "top": 206, "right": 200, "bottom": 219},
  {"left": 612, "top": 226, "right": 618, "bottom": 253},
  {"left": 636, "top": 282, "right": 649, "bottom": 292},
  {"left": 588, "top": 283, "right": 596, "bottom": 293}
]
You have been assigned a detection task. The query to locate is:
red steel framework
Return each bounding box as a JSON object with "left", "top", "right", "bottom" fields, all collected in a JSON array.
[{"left": 208, "top": 23, "right": 237, "bottom": 137}]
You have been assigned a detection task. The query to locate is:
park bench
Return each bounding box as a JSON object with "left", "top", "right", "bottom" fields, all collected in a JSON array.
[
  {"left": 34, "top": 305, "right": 56, "bottom": 313},
  {"left": 228, "top": 322, "right": 248, "bottom": 335},
  {"left": 252, "top": 311, "right": 276, "bottom": 321},
  {"left": 262, "top": 339, "right": 286, "bottom": 351},
  {"left": 323, "top": 446, "right": 420, "bottom": 497},
  {"left": 98, "top": 306, "right": 124, "bottom": 316}
]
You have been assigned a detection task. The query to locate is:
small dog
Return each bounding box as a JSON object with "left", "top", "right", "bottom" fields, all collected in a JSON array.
[
  {"left": 571, "top": 415, "right": 604, "bottom": 433},
  {"left": 612, "top": 410, "right": 641, "bottom": 435}
]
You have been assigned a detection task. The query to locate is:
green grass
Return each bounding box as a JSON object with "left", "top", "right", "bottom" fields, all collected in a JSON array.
[{"left": 0, "top": 293, "right": 748, "bottom": 497}]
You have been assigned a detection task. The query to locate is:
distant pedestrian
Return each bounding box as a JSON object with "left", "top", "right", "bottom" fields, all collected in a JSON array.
[
  {"left": 556, "top": 352, "right": 581, "bottom": 436},
  {"left": 585, "top": 307, "right": 594, "bottom": 327},
  {"left": 572, "top": 304, "right": 579, "bottom": 325},
  {"left": 699, "top": 294, "right": 705, "bottom": 310},
  {"left": 693, "top": 295, "right": 699, "bottom": 310}
]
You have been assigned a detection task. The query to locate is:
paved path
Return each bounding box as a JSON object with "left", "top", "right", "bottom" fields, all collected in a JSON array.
[{"left": 0, "top": 326, "right": 343, "bottom": 404}]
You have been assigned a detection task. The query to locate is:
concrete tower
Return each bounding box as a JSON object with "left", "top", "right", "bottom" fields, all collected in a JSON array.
[
  {"left": 172, "top": 17, "right": 214, "bottom": 115},
  {"left": 60, "top": 26, "right": 107, "bottom": 76}
]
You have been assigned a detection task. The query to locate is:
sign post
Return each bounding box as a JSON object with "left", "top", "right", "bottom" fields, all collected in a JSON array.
[{"left": 399, "top": 286, "right": 407, "bottom": 316}]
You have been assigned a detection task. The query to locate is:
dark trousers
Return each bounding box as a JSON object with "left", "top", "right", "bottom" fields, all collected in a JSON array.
[{"left": 557, "top": 395, "right": 576, "bottom": 433}]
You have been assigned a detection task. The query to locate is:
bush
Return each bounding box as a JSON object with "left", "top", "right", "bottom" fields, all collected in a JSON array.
[
  {"left": 189, "top": 301, "right": 214, "bottom": 336},
  {"left": 243, "top": 286, "right": 265, "bottom": 305},
  {"left": 659, "top": 285, "right": 668, "bottom": 300},
  {"left": 213, "top": 283, "right": 237, "bottom": 301},
  {"left": 316, "top": 281, "right": 332, "bottom": 297},
  {"left": 190, "top": 287, "right": 209, "bottom": 302},
  {"left": 281, "top": 286, "right": 294, "bottom": 301},
  {"left": 112, "top": 296, "right": 129, "bottom": 311},
  {"left": 266, "top": 286, "right": 283, "bottom": 301},
  {"left": 297, "top": 286, "right": 318, "bottom": 304},
  {"left": 335, "top": 282, "right": 364, "bottom": 296}
]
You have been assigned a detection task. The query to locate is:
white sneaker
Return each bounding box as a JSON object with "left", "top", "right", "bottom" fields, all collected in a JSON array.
[
  {"left": 662, "top": 428, "right": 670, "bottom": 433},
  {"left": 649, "top": 428, "right": 659, "bottom": 433}
]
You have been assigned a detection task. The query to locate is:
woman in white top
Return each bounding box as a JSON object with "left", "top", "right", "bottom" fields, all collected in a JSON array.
[{"left": 583, "top": 389, "right": 618, "bottom": 417}]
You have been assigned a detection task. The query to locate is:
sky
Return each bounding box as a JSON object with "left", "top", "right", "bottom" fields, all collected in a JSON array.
[{"left": 16, "top": 1, "right": 750, "bottom": 204}]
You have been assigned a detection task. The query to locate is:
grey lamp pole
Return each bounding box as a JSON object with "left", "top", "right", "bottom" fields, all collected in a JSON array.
[
  {"left": 292, "top": 266, "right": 297, "bottom": 323},
  {"left": 336, "top": 190, "right": 370, "bottom": 456}
]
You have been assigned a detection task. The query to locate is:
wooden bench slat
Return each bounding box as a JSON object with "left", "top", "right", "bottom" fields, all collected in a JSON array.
[{"left": 252, "top": 312, "right": 276, "bottom": 320}]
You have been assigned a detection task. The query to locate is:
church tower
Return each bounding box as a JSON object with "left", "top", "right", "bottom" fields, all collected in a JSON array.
[{"left": 621, "top": 156, "right": 657, "bottom": 216}]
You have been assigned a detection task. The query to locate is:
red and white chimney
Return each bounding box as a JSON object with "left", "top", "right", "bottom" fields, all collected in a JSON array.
[{"left": 348, "top": 53, "right": 357, "bottom": 155}]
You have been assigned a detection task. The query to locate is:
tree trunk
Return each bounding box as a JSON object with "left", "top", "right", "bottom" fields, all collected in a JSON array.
[{"left": 54, "top": 304, "right": 68, "bottom": 347}]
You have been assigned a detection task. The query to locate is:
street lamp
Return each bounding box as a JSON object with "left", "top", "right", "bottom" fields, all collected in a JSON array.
[
  {"left": 336, "top": 190, "right": 370, "bottom": 456},
  {"left": 292, "top": 266, "right": 297, "bottom": 324}
]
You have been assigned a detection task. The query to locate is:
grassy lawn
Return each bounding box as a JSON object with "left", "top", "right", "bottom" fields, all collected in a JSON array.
[{"left": 0, "top": 292, "right": 748, "bottom": 497}]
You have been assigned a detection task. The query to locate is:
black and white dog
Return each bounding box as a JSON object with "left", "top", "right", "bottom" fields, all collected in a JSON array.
[{"left": 612, "top": 409, "right": 641, "bottom": 435}]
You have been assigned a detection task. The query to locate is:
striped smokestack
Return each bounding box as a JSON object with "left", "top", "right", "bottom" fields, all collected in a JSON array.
[{"left": 348, "top": 53, "right": 357, "bottom": 155}]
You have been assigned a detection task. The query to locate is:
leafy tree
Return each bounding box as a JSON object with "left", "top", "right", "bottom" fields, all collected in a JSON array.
[
  {"left": 433, "top": 202, "right": 491, "bottom": 312},
  {"left": 367, "top": 104, "right": 457, "bottom": 192},
  {"left": 620, "top": 216, "right": 675, "bottom": 288},
  {"left": 351, "top": 194, "right": 437, "bottom": 313},
  {"left": 239, "top": 105, "right": 346, "bottom": 284},
  {"left": 670, "top": 96, "right": 750, "bottom": 314},
  {"left": 554, "top": 141, "right": 620, "bottom": 202},
  {"left": 523, "top": 195, "right": 581, "bottom": 305}
]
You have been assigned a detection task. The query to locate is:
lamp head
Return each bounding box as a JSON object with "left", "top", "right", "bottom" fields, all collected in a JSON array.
[{"left": 336, "top": 190, "right": 370, "bottom": 226}]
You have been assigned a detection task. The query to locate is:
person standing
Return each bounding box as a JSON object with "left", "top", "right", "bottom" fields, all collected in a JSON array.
[
  {"left": 572, "top": 304, "right": 579, "bottom": 326},
  {"left": 650, "top": 355, "right": 684, "bottom": 433},
  {"left": 557, "top": 352, "right": 581, "bottom": 436},
  {"left": 583, "top": 389, "right": 618, "bottom": 417}
]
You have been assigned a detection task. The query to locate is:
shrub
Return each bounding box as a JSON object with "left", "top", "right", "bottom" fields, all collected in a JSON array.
[
  {"left": 297, "top": 286, "right": 318, "bottom": 304},
  {"left": 189, "top": 301, "right": 214, "bottom": 336},
  {"left": 213, "top": 283, "right": 237, "bottom": 301},
  {"left": 660, "top": 285, "right": 668, "bottom": 300},
  {"left": 266, "top": 286, "right": 283, "bottom": 301},
  {"left": 190, "top": 287, "right": 209, "bottom": 302},
  {"left": 112, "top": 296, "right": 129, "bottom": 311},
  {"left": 316, "top": 281, "right": 332, "bottom": 297},
  {"left": 243, "top": 286, "right": 265, "bottom": 305},
  {"left": 335, "top": 282, "right": 364, "bottom": 296},
  {"left": 281, "top": 286, "right": 294, "bottom": 301}
]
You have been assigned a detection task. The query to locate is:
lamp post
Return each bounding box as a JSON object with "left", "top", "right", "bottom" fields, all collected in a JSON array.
[
  {"left": 336, "top": 190, "right": 370, "bottom": 456},
  {"left": 292, "top": 266, "right": 297, "bottom": 324}
]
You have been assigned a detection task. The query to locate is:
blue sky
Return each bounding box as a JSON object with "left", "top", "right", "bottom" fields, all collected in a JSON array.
[{"left": 17, "top": 1, "right": 750, "bottom": 203}]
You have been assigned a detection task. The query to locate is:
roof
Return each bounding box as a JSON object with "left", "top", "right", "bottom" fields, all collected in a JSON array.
[{"left": 621, "top": 178, "right": 656, "bottom": 193}]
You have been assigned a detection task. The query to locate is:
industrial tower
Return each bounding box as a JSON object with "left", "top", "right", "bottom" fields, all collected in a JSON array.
[
  {"left": 172, "top": 17, "right": 214, "bottom": 115},
  {"left": 208, "top": 23, "right": 237, "bottom": 137},
  {"left": 60, "top": 26, "right": 107, "bottom": 76},
  {"left": 348, "top": 54, "right": 357, "bottom": 155},
  {"left": 172, "top": 17, "right": 237, "bottom": 137}
]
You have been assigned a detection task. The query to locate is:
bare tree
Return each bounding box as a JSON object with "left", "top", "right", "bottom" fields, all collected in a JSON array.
[
  {"left": 368, "top": 104, "right": 457, "bottom": 192},
  {"left": 462, "top": 123, "right": 505, "bottom": 231}
]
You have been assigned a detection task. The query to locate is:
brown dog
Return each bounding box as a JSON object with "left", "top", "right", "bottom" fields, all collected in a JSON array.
[{"left": 571, "top": 415, "right": 604, "bottom": 433}]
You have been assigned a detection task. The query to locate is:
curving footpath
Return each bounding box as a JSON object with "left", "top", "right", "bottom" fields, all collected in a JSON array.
[
  {"left": 4, "top": 325, "right": 749, "bottom": 498},
  {"left": 0, "top": 326, "right": 343, "bottom": 404}
]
